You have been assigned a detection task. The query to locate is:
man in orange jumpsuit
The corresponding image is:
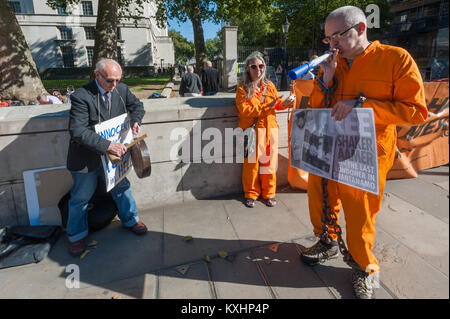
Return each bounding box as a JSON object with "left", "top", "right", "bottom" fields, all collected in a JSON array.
[
  {"left": 236, "top": 51, "right": 295, "bottom": 208},
  {"left": 300, "top": 6, "right": 427, "bottom": 299}
]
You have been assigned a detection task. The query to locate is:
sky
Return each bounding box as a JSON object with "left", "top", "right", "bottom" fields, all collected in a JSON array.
[{"left": 167, "top": 18, "right": 222, "bottom": 41}]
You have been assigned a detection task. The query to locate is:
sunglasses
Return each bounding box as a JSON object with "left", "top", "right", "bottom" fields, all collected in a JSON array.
[
  {"left": 249, "top": 64, "right": 265, "bottom": 70},
  {"left": 322, "top": 24, "right": 359, "bottom": 44},
  {"left": 99, "top": 72, "right": 121, "bottom": 84}
]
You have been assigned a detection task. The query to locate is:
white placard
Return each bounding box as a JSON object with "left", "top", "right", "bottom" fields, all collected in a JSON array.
[{"left": 95, "top": 113, "right": 133, "bottom": 192}]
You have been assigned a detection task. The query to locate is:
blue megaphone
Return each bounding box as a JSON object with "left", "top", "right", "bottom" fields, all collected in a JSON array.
[{"left": 288, "top": 52, "right": 333, "bottom": 80}]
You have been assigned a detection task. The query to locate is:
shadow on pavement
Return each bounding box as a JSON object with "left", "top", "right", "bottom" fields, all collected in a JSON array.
[{"left": 47, "top": 220, "right": 354, "bottom": 299}]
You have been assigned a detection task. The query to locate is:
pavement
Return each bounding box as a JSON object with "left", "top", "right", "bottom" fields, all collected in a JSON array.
[{"left": 0, "top": 165, "right": 448, "bottom": 299}]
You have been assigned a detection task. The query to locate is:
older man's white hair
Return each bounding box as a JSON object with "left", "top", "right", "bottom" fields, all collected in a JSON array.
[
  {"left": 326, "top": 6, "right": 367, "bottom": 28},
  {"left": 95, "top": 58, "right": 122, "bottom": 73},
  {"left": 187, "top": 65, "right": 194, "bottom": 73}
]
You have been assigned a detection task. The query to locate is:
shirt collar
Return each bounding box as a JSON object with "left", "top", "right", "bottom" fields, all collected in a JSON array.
[{"left": 94, "top": 78, "right": 108, "bottom": 96}]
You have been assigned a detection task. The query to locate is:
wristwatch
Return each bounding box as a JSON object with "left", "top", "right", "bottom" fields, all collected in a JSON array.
[{"left": 353, "top": 93, "right": 366, "bottom": 108}]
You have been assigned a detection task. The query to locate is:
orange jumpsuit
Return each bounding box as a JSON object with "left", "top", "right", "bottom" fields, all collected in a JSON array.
[
  {"left": 308, "top": 41, "right": 427, "bottom": 273},
  {"left": 235, "top": 81, "right": 287, "bottom": 200}
]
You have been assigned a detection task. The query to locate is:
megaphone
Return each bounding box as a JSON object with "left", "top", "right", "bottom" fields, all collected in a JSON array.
[{"left": 288, "top": 52, "right": 333, "bottom": 80}]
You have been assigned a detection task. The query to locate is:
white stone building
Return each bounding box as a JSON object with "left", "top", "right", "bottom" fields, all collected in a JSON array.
[{"left": 10, "top": 0, "right": 174, "bottom": 69}]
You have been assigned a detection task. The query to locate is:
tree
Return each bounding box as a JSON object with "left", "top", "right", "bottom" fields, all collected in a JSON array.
[
  {"left": 0, "top": 0, "right": 48, "bottom": 103},
  {"left": 205, "top": 37, "right": 222, "bottom": 60},
  {"left": 169, "top": 29, "right": 195, "bottom": 64},
  {"left": 154, "top": 0, "right": 212, "bottom": 73},
  {"left": 155, "top": 0, "right": 274, "bottom": 73}
]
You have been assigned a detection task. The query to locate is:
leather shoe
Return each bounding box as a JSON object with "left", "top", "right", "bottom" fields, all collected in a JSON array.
[
  {"left": 126, "top": 221, "right": 148, "bottom": 235},
  {"left": 68, "top": 239, "right": 86, "bottom": 257}
]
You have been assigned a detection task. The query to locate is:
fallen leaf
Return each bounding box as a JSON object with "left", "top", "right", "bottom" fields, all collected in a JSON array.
[
  {"left": 88, "top": 240, "right": 98, "bottom": 247},
  {"left": 388, "top": 204, "right": 398, "bottom": 212},
  {"left": 218, "top": 251, "right": 228, "bottom": 259},
  {"left": 111, "top": 295, "right": 122, "bottom": 299},
  {"left": 183, "top": 235, "right": 193, "bottom": 242},
  {"left": 204, "top": 254, "right": 211, "bottom": 263},
  {"left": 80, "top": 250, "right": 90, "bottom": 259},
  {"left": 44, "top": 268, "right": 51, "bottom": 272}
]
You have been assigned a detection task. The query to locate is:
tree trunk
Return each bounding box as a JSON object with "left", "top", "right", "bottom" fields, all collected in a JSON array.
[
  {"left": 0, "top": 0, "right": 47, "bottom": 104},
  {"left": 90, "top": 0, "right": 118, "bottom": 79},
  {"left": 187, "top": 1, "right": 206, "bottom": 75}
]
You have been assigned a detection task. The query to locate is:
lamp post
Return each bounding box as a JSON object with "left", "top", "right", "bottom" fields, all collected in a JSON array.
[{"left": 281, "top": 18, "right": 290, "bottom": 91}]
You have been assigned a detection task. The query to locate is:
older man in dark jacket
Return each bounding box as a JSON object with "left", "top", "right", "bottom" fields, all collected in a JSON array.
[
  {"left": 179, "top": 65, "right": 202, "bottom": 97},
  {"left": 202, "top": 60, "right": 219, "bottom": 96},
  {"left": 66, "top": 58, "right": 147, "bottom": 256}
]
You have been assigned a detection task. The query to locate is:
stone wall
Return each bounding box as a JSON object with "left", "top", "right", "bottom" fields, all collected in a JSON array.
[{"left": 0, "top": 93, "right": 292, "bottom": 226}]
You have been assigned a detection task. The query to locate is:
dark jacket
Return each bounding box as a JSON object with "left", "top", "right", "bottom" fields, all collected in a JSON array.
[
  {"left": 179, "top": 72, "right": 202, "bottom": 96},
  {"left": 66, "top": 81, "right": 145, "bottom": 172},
  {"left": 202, "top": 67, "right": 219, "bottom": 93}
]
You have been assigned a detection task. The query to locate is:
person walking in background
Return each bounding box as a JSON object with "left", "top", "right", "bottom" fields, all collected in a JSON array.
[
  {"left": 202, "top": 60, "right": 219, "bottom": 96},
  {"left": 300, "top": 6, "right": 427, "bottom": 299},
  {"left": 179, "top": 65, "right": 202, "bottom": 97},
  {"left": 235, "top": 51, "right": 296, "bottom": 208}
]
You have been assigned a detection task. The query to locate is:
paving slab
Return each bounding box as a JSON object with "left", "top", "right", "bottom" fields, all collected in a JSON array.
[
  {"left": 162, "top": 200, "right": 241, "bottom": 267},
  {"left": 373, "top": 228, "right": 449, "bottom": 299},
  {"left": 251, "top": 242, "right": 334, "bottom": 299},
  {"left": 209, "top": 250, "right": 273, "bottom": 299},
  {"left": 378, "top": 192, "right": 449, "bottom": 276},
  {"left": 384, "top": 165, "right": 449, "bottom": 223},
  {"left": 157, "top": 261, "right": 213, "bottom": 299},
  {"left": 63, "top": 273, "right": 157, "bottom": 299},
  {"left": 221, "top": 195, "right": 310, "bottom": 247},
  {"left": 42, "top": 207, "right": 164, "bottom": 290}
]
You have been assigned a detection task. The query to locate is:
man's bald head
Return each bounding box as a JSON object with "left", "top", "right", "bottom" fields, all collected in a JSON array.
[
  {"left": 324, "top": 6, "right": 370, "bottom": 59},
  {"left": 326, "top": 6, "right": 367, "bottom": 29},
  {"left": 95, "top": 58, "right": 122, "bottom": 74},
  {"left": 95, "top": 58, "right": 122, "bottom": 92}
]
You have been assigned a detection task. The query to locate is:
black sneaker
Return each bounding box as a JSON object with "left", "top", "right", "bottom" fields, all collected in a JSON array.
[
  {"left": 352, "top": 269, "right": 376, "bottom": 299},
  {"left": 300, "top": 239, "right": 339, "bottom": 266}
]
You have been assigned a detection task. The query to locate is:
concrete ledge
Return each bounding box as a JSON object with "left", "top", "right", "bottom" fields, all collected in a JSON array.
[
  {"left": 160, "top": 82, "right": 174, "bottom": 98},
  {"left": 0, "top": 92, "right": 292, "bottom": 227}
]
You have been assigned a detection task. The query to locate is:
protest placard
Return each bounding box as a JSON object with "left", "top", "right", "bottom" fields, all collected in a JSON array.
[
  {"left": 94, "top": 113, "right": 133, "bottom": 192},
  {"left": 290, "top": 108, "right": 379, "bottom": 194}
]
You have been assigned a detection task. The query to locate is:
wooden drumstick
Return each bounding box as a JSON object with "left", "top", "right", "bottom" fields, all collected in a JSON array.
[{"left": 107, "top": 133, "right": 148, "bottom": 165}]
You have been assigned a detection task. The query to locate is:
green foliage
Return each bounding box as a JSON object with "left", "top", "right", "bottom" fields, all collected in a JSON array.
[
  {"left": 205, "top": 37, "right": 222, "bottom": 60},
  {"left": 230, "top": 0, "right": 393, "bottom": 49},
  {"left": 169, "top": 29, "right": 195, "bottom": 63}
]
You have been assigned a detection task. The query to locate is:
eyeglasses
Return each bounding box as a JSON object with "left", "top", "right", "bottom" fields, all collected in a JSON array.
[
  {"left": 99, "top": 72, "right": 121, "bottom": 84},
  {"left": 322, "top": 24, "right": 358, "bottom": 44},
  {"left": 249, "top": 64, "right": 265, "bottom": 70}
]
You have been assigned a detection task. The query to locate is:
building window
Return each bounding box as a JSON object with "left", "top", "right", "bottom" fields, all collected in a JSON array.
[
  {"left": 117, "top": 28, "right": 122, "bottom": 41},
  {"left": 57, "top": 7, "right": 68, "bottom": 15},
  {"left": 85, "top": 27, "right": 96, "bottom": 40},
  {"left": 117, "top": 47, "right": 124, "bottom": 65},
  {"left": 8, "top": 1, "right": 21, "bottom": 13},
  {"left": 59, "top": 27, "right": 73, "bottom": 40},
  {"left": 82, "top": 1, "right": 93, "bottom": 16},
  {"left": 86, "top": 47, "right": 94, "bottom": 66},
  {"left": 60, "top": 46, "right": 75, "bottom": 68}
]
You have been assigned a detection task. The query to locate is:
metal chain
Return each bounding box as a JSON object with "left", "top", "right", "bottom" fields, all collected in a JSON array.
[{"left": 317, "top": 75, "right": 360, "bottom": 270}]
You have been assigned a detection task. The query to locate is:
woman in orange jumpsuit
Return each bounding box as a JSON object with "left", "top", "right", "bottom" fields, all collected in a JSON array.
[
  {"left": 301, "top": 6, "right": 427, "bottom": 299},
  {"left": 235, "top": 51, "right": 295, "bottom": 208}
]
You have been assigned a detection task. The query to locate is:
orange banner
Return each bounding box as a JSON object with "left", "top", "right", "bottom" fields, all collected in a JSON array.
[
  {"left": 387, "top": 81, "right": 449, "bottom": 179},
  {"left": 288, "top": 80, "right": 449, "bottom": 189}
]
